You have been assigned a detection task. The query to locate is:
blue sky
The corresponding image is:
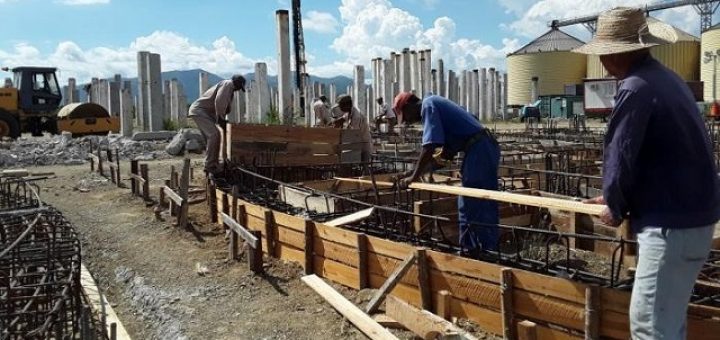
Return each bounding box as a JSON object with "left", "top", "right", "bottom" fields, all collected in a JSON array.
[{"left": 0, "top": 0, "right": 707, "bottom": 83}]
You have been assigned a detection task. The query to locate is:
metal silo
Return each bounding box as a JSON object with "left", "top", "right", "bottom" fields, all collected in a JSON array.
[
  {"left": 507, "top": 28, "right": 586, "bottom": 107},
  {"left": 701, "top": 23, "right": 720, "bottom": 102},
  {"left": 588, "top": 17, "right": 700, "bottom": 80}
]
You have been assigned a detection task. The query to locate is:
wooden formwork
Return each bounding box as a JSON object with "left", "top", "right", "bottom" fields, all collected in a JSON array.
[
  {"left": 214, "top": 188, "right": 720, "bottom": 340},
  {"left": 224, "top": 124, "right": 365, "bottom": 166}
]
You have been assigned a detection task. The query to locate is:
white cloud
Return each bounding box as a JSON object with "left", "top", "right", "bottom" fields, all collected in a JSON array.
[
  {"left": 56, "top": 0, "right": 110, "bottom": 5},
  {"left": 304, "top": 11, "right": 340, "bottom": 34},
  {"left": 326, "top": 0, "right": 515, "bottom": 75},
  {"left": 0, "top": 31, "right": 266, "bottom": 84}
]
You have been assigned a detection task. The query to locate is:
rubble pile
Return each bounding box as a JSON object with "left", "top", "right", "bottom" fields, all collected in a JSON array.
[{"left": 0, "top": 132, "right": 173, "bottom": 167}]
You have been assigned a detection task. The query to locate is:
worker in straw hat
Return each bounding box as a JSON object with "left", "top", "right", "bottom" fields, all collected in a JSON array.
[
  {"left": 577, "top": 7, "right": 720, "bottom": 339},
  {"left": 392, "top": 92, "right": 500, "bottom": 256}
]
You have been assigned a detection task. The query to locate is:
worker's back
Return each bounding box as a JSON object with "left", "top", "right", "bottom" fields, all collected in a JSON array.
[
  {"left": 189, "top": 80, "right": 233, "bottom": 117},
  {"left": 421, "top": 95, "right": 483, "bottom": 154}
]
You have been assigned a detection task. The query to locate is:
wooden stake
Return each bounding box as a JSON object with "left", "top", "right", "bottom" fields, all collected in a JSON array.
[
  {"left": 436, "top": 290, "right": 452, "bottom": 321},
  {"left": 304, "top": 219, "right": 315, "bottom": 275},
  {"left": 301, "top": 275, "right": 399, "bottom": 340},
  {"left": 97, "top": 148, "right": 104, "bottom": 176},
  {"left": 264, "top": 210, "right": 275, "bottom": 257},
  {"left": 249, "top": 230, "right": 263, "bottom": 274},
  {"left": 208, "top": 179, "right": 217, "bottom": 224},
  {"left": 585, "top": 286, "right": 599, "bottom": 340},
  {"left": 357, "top": 233, "right": 369, "bottom": 289},
  {"left": 115, "top": 151, "right": 121, "bottom": 187},
  {"left": 501, "top": 268, "right": 516, "bottom": 340},
  {"left": 516, "top": 320, "right": 537, "bottom": 340},
  {"left": 229, "top": 205, "right": 245, "bottom": 261},
  {"left": 179, "top": 158, "right": 191, "bottom": 229},
  {"left": 130, "top": 160, "right": 138, "bottom": 195},
  {"left": 416, "top": 248, "right": 432, "bottom": 311},
  {"left": 140, "top": 164, "right": 150, "bottom": 202},
  {"left": 365, "top": 252, "right": 417, "bottom": 314}
]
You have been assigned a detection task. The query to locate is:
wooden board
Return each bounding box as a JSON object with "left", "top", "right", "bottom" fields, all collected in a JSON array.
[
  {"left": 386, "top": 295, "right": 479, "bottom": 340},
  {"left": 325, "top": 208, "right": 375, "bottom": 227},
  {"left": 301, "top": 275, "right": 399, "bottom": 340},
  {"left": 80, "top": 265, "right": 131, "bottom": 340}
]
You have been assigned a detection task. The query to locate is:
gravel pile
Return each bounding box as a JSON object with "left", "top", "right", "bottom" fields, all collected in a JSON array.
[{"left": 0, "top": 133, "right": 172, "bottom": 168}]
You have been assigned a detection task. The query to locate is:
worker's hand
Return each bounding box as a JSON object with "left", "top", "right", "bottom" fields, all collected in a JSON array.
[
  {"left": 398, "top": 176, "right": 414, "bottom": 190},
  {"left": 600, "top": 206, "right": 621, "bottom": 227},
  {"left": 583, "top": 196, "right": 605, "bottom": 205}
]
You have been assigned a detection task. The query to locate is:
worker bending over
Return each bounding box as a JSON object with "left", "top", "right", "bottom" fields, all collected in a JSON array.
[
  {"left": 312, "top": 96, "right": 331, "bottom": 127},
  {"left": 329, "top": 95, "right": 373, "bottom": 162},
  {"left": 188, "top": 75, "right": 246, "bottom": 181},
  {"left": 577, "top": 8, "right": 720, "bottom": 339},
  {"left": 393, "top": 92, "right": 500, "bottom": 254}
]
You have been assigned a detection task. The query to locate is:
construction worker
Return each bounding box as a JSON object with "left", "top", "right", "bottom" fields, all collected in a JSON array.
[
  {"left": 188, "top": 75, "right": 246, "bottom": 181},
  {"left": 329, "top": 95, "right": 373, "bottom": 162},
  {"left": 393, "top": 92, "right": 500, "bottom": 254},
  {"left": 576, "top": 8, "right": 720, "bottom": 339},
  {"left": 312, "top": 95, "right": 331, "bottom": 127},
  {"left": 374, "top": 97, "right": 397, "bottom": 134}
]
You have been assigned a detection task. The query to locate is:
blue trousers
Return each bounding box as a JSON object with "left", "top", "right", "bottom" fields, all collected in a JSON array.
[
  {"left": 458, "top": 139, "right": 500, "bottom": 251},
  {"left": 630, "top": 225, "right": 714, "bottom": 339}
]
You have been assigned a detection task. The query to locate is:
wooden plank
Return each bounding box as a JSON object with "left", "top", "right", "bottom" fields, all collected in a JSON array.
[
  {"left": 366, "top": 235, "right": 416, "bottom": 260},
  {"left": 315, "top": 256, "right": 361, "bottom": 290},
  {"left": 221, "top": 212, "right": 260, "bottom": 249},
  {"left": 385, "top": 295, "right": 479, "bottom": 340},
  {"left": 314, "top": 236, "right": 359, "bottom": 267},
  {"left": 80, "top": 265, "right": 131, "bottom": 340},
  {"left": 229, "top": 124, "right": 342, "bottom": 144},
  {"left": 301, "top": 274, "right": 399, "bottom": 340},
  {"left": 410, "top": 183, "right": 606, "bottom": 216},
  {"left": 273, "top": 226, "right": 305, "bottom": 249},
  {"left": 272, "top": 211, "right": 306, "bottom": 232},
  {"left": 325, "top": 207, "right": 375, "bottom": 227},
  {"left": 371, "top": 314, "right": 405, "bottom": 329},
  {"left": 264, "top": 210, "right": 275, "bottom": 255},
  {"left": 163, "top": 186, "right": 184, "bottom": 205},
  {"left": 315, "top": 223, "right": 358, "bottom": 247},
  {"left": 501, "top": 268, "right": 516, "bottom": 340},
  {"left": 178, "top": 158, "right": 191, "bottom": 228},
  {"left": 366, "top": 252, "right": 417, "bottom": 314}
]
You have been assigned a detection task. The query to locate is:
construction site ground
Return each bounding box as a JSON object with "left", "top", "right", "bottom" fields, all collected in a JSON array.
[{"left": 29, "top": 159, "right": 499, "bottom": 340}]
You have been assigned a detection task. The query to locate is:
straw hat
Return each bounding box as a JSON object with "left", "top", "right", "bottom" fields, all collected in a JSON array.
[{"left": 573, "top": 7, "right": 678, "bottom": 55}]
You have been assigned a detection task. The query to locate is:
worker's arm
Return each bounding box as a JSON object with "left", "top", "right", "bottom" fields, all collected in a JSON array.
[
  {"left": 601, "top": 88, "right": 652, "bottom": 226},
  {"left": 399, "top": 145, "right": 435, "bottom": 188},
  {"left": 214, "top": 81, "right": 235, "bottom": 121}
]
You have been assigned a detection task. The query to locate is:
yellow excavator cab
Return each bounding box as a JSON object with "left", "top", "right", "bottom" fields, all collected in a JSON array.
[{"left": 57, "top": 103, "right": 120, "bottom": 136}]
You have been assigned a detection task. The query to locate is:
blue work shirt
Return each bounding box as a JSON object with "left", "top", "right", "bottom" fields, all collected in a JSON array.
[
  {"left": 604, "top": 55, "right": 720, "bottom": 232},
  {"left": 421, "top": 95, "right": 483, "bottom": 152}
]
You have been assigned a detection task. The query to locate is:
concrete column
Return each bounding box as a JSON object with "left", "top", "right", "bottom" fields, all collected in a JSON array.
[
  {"left": 382, "top": 59, "right": 392, "bottom": 104},
  {"left": 438, "top": 59, "right": 445, "bottom": 97},
  {"left": 431, "top": 69, "right": 438, "bottom": 95},
  {"left": 67, "top": 78, "right": 78, "bottom": 104},
  {"left": 495, "top": 70, "right": 502, "bottom": 120},
  {"left": 459, "top": 71, "right": 467, "bottom": 109},
  {"left": 234, "top": 90, "right": 246, "bottom": 123},
  {"left": 199, "top": 71, "right": 209, "bottom": 97},
  {"left": 147, "top": 53, "right": 164, "bottom": 131},
  {"left": 136, "top": 51, "right": 149, "bottom": 130},
  {"left": 393, "top": 52, "right": 401, "bottom": 85},
  {"left": 447, "top": 70, "right": 457, "bottom": 103},
  {"left": 329, "top": 83, "right": 337, "bottom": 105},
  {"left": 423, "top": 49, "right": 432, "bottom": 96},
  {"left": 254, "top": 62, "right": 271, "bottom": 123},
  {"left": 353, "top": 65, "right": 366, "bottom": 116},
  {"left": 108, "top": 76, "right": 121, "bottom": 116},
  {"left": 479, "top": 68, "right": 487, "bottom": 120},
  {"left": 163, "top": 80, "right": 172, "bottom": 122},
  {"left": 245, "top": 81, "right": 256, "bottom": 123},
  {"left": 400, "top": 48, "right": 411, "bottom": 93},
  {"left": 487, "top": 67, "right": 495, "bottom": 119},
  {"left": 410, "top": 50, "right": 418, "bottom": 93},
  {"left": 170, "top": 79, "right": 179, "bottom": 122},
  {"left": 276, "top": 10, "right": 292, "bottom": 124},
  {"left": 419, "top": 56, "right": 426, "bottom": 96},
  {"left": 120, "top": 87, "right": 133, "bottom": 137},
  {"left": 502, "top": 72, "right": 508, "bottom": 120},
  {"left": 366, "top": 85, "right": 374, "bottom": 122},
  {"left": 470, "top": 70, "right": 479, "bottom": 117}
]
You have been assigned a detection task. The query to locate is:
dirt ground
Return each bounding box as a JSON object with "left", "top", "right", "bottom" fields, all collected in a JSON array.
[{"left": 28, "top": 158, "right": 489, "bottom": 340}]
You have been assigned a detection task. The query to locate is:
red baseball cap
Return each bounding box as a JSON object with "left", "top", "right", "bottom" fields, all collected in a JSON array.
[{"left": 392, "top": 92, "right": 414, "bottom": 119}]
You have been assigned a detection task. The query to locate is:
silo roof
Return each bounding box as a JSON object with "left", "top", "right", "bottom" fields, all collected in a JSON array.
[{"left": 509, "top": 28, "right": 585, "bottom": 55}]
